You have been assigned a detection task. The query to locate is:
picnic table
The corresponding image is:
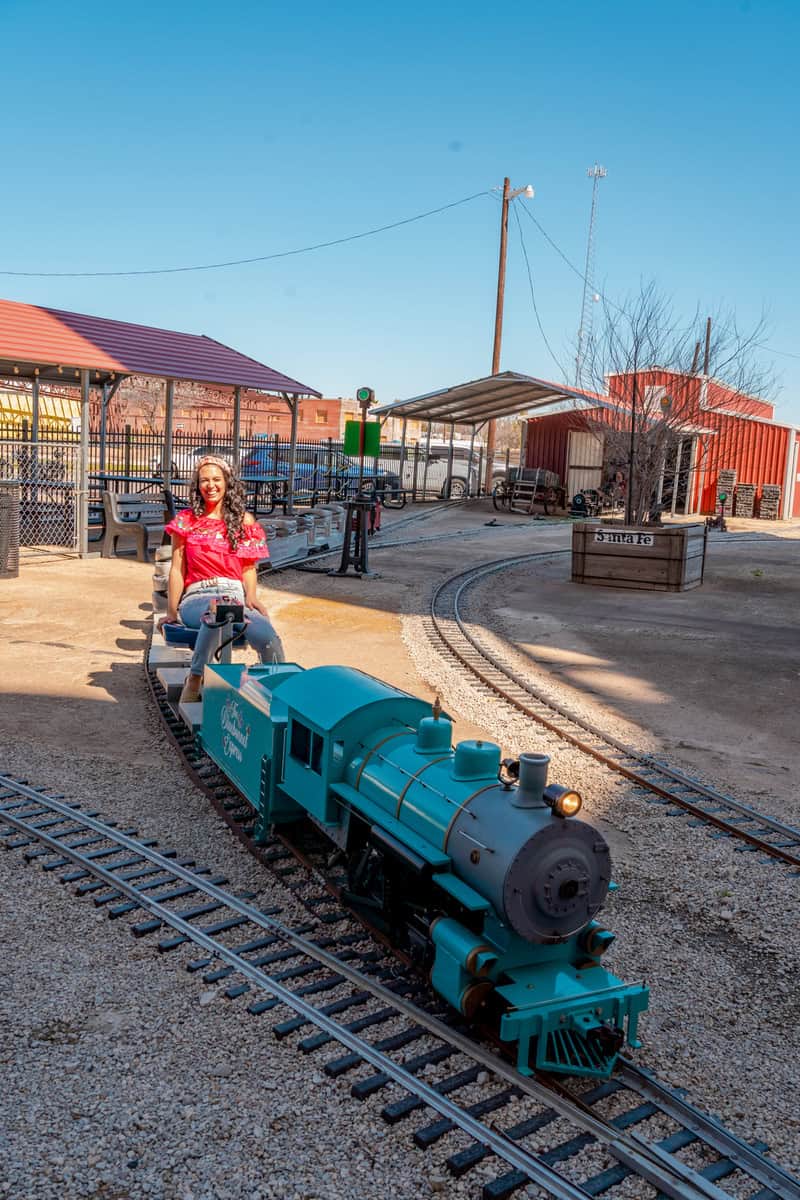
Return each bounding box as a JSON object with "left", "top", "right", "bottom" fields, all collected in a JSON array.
[{"left": 241, "top": 474, "right": 290, "bottom": 516}]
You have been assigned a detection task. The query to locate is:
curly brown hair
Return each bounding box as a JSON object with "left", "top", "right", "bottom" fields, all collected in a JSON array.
[{"left": 190, "top": 456, "right": 248, "bottom": 550}]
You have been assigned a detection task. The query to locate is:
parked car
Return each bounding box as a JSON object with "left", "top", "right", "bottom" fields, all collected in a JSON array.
[
  {"left": 150, "top": 444, "right": 233, "bottom": 479},
  {"left": 378, "top": 442, "right": 510, "bottom": 498},
  {"left": 240, "top": 442, "right": 402, "bottom": 502}
]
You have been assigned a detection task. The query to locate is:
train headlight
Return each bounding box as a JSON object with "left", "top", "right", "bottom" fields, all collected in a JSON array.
[{"left": 544, "top": 784, "right": 583, "bottom": 818}]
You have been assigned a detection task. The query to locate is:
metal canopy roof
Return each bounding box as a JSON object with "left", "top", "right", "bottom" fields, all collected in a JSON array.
[
  {"left": 371, "top": 371, "right": 599, "bottom": 425},
  {"left": 0, "top": 298, "right": 321, "bottom": 395}
]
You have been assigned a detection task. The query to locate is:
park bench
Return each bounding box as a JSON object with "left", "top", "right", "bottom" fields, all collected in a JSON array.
[{"left": 101, "top": 490, "right": 168, "bottom": 562}]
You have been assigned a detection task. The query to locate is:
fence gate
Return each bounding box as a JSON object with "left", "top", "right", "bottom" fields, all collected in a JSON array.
[{"left": 0, "top": 440, "right": 79, "bottom": 552}]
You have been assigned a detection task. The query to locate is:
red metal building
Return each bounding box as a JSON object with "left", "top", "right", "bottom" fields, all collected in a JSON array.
[{"left": 524, "top": 369, "right": 799, "bottom": 519}]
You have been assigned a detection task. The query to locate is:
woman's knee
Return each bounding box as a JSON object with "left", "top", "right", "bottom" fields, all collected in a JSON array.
[
  {"left": 262, "top": 633, "right": 285, "bottom": 663},
  {"left": 245, "top": 615, "right": 284, "bottom": 663}
]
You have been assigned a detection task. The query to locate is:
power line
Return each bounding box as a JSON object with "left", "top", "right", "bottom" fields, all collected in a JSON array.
[
  {"left": 517, "top": 202, "right": 587, "bottom": 283},
  {"left": 511, "top": 204, "right": 567, "bottom": 379},
  {"left": 757, "top": 343, "right": 800, "bottom": 361},
  {"left": 518, "top": 204, "right": 799, "bottom": 366},
  {"left": 0, "top": 190, "right": 491, "bottom": 278}
]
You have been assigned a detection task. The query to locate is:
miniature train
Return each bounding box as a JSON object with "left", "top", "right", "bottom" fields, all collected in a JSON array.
[{"left": 197, "top": 661, "right": 648, "bottom": 1078}]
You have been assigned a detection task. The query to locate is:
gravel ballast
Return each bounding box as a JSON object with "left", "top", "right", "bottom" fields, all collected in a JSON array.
[{"left": 2, "top": 508, "right": 798, "bottom": 1195}]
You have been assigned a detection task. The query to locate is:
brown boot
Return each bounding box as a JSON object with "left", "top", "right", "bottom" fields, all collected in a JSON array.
[{"left": 179, "top": 675, "right": 202, "bottom": 704}]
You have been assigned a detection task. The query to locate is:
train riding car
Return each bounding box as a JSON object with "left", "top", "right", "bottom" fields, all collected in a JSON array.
[{"left": 199, "top": 661, "right": 648, "bottom": 1078}]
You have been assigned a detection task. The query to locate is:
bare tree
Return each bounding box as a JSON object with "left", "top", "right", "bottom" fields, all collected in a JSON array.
[{"left": 579, "top": 282, "right": 775, "bottom": 524}]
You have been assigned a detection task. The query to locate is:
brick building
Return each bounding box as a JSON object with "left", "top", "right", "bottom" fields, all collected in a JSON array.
[{"left": 104, "top": 375, "right": 341, "bottom": 440}]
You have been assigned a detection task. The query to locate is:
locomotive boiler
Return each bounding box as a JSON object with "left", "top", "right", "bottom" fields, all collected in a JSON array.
[{"left": 199, "top": 661, "right": 648, "bottom": 1077}]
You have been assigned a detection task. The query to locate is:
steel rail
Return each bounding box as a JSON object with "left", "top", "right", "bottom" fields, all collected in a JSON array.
[
  {"left": 0, "top": 775, "right": 751, "bottom": 1200},
  {"left": 618, "top": 1060, "right": 800, "bottom": 1198},
  {"left": 448, "top": 564, "right": 800, "bottom": 841},
  {"left": 428, "top": 555, "right": 800, "bottom": 867}
]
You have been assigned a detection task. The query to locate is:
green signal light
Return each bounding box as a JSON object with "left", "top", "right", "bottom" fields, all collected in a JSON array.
[
  {"left": 356, "top": 386, "right": 374, "bottom": 404},
  {"left": 718, "top": 492, "right": 728, "bottom": 502}
]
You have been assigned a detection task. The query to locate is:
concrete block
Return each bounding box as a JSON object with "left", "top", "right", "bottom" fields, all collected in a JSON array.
[
  {"left": 148, "top": 642, "right": 192, "bottom": 670},
  {"left": 178, "top": 699, "right": 203, "bottom": 730},
  {"left": 157, "top": 667, "right": 189, "bottom": 698},
  {"left": 268, "top": 531, "right": 312, "bottom": 566}
]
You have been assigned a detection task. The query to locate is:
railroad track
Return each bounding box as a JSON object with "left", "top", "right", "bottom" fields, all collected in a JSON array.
[
  {"left": 427, "top": 554, "right": 800, "bottom": 871},
  {"left": 3, "top": 773, "right": 799, "bottom": 1200}
]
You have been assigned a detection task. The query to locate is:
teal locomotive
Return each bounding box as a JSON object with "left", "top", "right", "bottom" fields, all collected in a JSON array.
[{"left": 199, "top": 661, "right": 648, "bottom": 1077}]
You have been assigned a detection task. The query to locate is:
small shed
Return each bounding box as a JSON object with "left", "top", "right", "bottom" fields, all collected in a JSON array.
[{"left": 523, "top": 370, "right": 800, "bottom": 520}]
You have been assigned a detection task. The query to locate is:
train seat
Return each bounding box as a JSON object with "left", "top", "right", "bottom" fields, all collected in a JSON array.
[{"left": 161, "top": 621, "right": 247, "bottom": 662}]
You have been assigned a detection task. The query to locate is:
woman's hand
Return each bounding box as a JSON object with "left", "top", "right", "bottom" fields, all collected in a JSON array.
[
  {"left": 157, "top": 614, "right": 179, "bottom": 634},
  {"left": 242, "top": 563, "right": 268, "bottom": 616}
]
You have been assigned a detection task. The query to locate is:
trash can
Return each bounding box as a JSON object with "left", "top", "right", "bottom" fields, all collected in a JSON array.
[{"left": 0, "top": 481, "right": 21, "bottom": 578}]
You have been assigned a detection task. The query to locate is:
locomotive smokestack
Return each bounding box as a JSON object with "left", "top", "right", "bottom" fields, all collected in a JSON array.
[{"left": 512, "top": 753, "right": 550, "bottom": 808}]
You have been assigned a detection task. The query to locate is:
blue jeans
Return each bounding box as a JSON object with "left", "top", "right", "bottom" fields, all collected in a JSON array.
[{"left": 178, "top": 593, "right": 285, "bottom": 676}]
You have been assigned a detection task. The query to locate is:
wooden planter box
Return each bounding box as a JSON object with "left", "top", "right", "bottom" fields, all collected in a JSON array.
[{"left": 571, "top": 522, "right": 707, "bottom": 592}]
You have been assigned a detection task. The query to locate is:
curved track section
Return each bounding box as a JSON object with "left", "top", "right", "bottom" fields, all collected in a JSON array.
[
  {"left": 427, "top": 555, "right": 800, "bottom": 870},
  {"left": 3, "top": 774, "right": 799, "bottom": 1200}
]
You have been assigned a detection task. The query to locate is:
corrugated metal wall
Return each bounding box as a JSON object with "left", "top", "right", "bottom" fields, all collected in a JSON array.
[
  {"left": 692, "top": 411, "right": 789, "bottom": 513},
  {"left": 527, "top": 403, "right": 796, "bottom": 517},
  {"left": 525, "top": 411, "right": 585, "bottom": 479}
]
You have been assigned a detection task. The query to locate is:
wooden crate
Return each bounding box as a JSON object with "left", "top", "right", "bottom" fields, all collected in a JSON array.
[{"left": 571, "top": 522, "right": 707, "bottom": 592}]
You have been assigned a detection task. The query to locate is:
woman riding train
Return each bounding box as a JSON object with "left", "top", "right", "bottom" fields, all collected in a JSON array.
[{"left": 158, "top": 455, "right": 284, "bottom": 704}]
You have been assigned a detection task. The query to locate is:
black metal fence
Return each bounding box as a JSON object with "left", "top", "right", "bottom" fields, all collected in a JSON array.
[{"left": 0, "top": 423, "right": 509, "bottom": 505}]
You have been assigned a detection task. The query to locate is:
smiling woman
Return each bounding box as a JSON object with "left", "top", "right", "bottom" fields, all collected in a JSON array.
[{"left": 157, "top": 455, "right": 284, "bottom": 703}]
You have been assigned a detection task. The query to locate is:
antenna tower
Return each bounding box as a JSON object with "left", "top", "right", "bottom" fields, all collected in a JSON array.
[{"left": 575, "top": 163, "right": 607, "bottom": 386}]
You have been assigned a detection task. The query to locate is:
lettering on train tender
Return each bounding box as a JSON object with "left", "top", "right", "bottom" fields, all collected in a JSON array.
[{"left": 220, "top": 698, "right": 251, "bottom": 763}]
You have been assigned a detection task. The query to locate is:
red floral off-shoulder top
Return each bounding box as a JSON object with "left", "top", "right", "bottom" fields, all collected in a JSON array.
[{"left": 165, "top": 509, "right": 269, "bottom": 587}]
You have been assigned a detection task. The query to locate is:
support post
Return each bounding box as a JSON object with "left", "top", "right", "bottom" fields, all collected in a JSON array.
[
  {"left": 655, "top": 451, "right": 666, "bottom": 509},
  {"left": 399, "top": 418, "right": 408, "bottom": 495},
  {"left": 467, "top": 426, "right": 477, "bottom": 496},
  {"left": 519, "top": 419, "right": 528, "bottom": 471},
  {"left": 670, "top": 440, "right": 682, "bottom": 517},
  {"left": 31, "top": 375, "right": 40, "bottom": 442},
  {"left": 684, "top": 436, "right": 698, "bottom": 515},
  {"left": 99, "top": 383, "right": 108, "bottom": 475},
  {"left": 486, "top": 176, "right": 510, "bottom": 493},
  {"left": 284, "top": 393, "right": 298, "bottom": 515},
  {"left": 781, "top": 429, "right": 798, "bottom": 520},
  {"left": 421, "top": 420, "right": 432, "bottom": 498},
  {"left": 162, "top": 379, "right": 175, "bottom": 492},
  {"left": 232, "top": 386, "right": 241, "bottom": 470},
  {"left": 625, "top": 371, "right": 638, "bottom": 525},
  {"left": 31, "top": 375, "right": 40, "bottom": 510},
  {"left": 695, "top": 436, "right": 708, "bottom": 515},
  {"left": 446, "top": 422, "right": 455, "bottom": 499},
  {"left": 78, "top": 369, "right": 90, "bottom": 557}
]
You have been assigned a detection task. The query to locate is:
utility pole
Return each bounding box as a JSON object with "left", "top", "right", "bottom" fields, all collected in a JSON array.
[
  {"left": 486, "top": 177, "right": 534, "bottom": 493},
  {"left": 575, "top": 164, "right": 607, "bottom": 388},
  {"left": 626, "top": 365, "right": 637, "bottom": 526}
]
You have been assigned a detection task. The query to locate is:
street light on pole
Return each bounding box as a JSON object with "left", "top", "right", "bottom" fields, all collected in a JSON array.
[{"left": 485, "top": 177, "right": 535, "bottom": 493}]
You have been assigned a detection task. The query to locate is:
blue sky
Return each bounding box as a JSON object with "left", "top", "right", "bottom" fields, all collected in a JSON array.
[{"left": 2, "top": 0, "right": 798, "bottom": 423}]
